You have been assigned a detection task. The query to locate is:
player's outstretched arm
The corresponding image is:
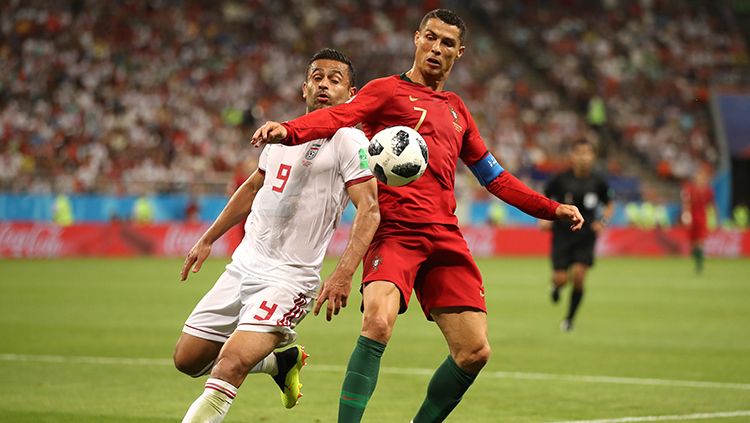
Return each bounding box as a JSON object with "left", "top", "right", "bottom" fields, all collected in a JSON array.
[
  {"left": 314, "top": 178, "right": 380, "bottom": 321},
  {"left": 251, "top": 77, "right": 394, "bottom": 147},
  {"left": 250, "top": 121, "right": 288, "bottom": 146},
  {"left": 180, "top": 169, "right": 265, "bottom": 281},
  {"left": 486, "top": 171, "right": 584, "bottom": 231},
  {"left": 466, "top": 152, "right": 584, "bottom": 230}
]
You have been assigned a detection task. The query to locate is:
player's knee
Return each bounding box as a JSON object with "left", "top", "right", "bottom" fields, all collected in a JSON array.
[
  {"left": 553, "top": 273, "right": 567, "bottom": 285},
  {"left": 213, "top": 353, "right": 253, "bottom": 381},
  {"left": 454, "top": 342, "right": 491, "bottom": 374},
  {"left": 361, "top": 313, "right": 394, "bottom": 344},
  {"left": 173, "top": 349, "right": 210, "bottom": 378}
]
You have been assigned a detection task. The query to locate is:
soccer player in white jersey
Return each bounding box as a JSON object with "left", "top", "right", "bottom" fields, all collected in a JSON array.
[{"left": 174, "top": 48, "right": 380, "bottom": 422}]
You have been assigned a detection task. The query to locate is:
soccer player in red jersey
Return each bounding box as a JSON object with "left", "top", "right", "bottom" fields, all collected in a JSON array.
[
  {"left": 252, "top": 9, "right": 583, "bottom": 423},
  {"left": 681, "top": 166, "right": 715, "bottom": 274}
]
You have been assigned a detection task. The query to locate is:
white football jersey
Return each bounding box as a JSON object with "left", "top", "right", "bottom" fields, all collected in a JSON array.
[{"left": 228, "top": 127, "right": 373, "bottom": 285}]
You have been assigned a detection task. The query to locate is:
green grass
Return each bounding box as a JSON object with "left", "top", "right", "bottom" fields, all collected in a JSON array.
[{"left": 1, "top": 257, "right": 749, "bottom": 422}]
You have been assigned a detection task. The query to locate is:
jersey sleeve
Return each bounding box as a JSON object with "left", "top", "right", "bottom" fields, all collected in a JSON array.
[
  {"left": 282, "top": 77, "right": 397, "bottom": 146},
  {"left": 333, "top": 128, "right": 374, "bottom": 187},
  {"left": 258, "top": 145, "right": 270, "bottom": 173},
  {"left": 457, "top": 97, "right": 490, "bottom": 166}
]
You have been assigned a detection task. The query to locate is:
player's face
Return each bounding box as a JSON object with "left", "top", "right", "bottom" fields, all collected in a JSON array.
[
  {"left": 302, "top": 59, "right": 356, "bottom": 112},
  {"left": 413, "top": 19, "right": 464, "bottom": 79},
  {"left": 695, "top": 167, "right": 710, "bottom": 186},
  {"left": 571, "top": 144, "right": 595, "bottom": 172}
]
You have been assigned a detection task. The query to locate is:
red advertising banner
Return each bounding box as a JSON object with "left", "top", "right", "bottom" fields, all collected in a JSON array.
[
  {"left": 1, "top": 222, "right": 749, "bottom": 258},
  {"left": 0, "top": 222, "right": 243, "bottom": 258}
]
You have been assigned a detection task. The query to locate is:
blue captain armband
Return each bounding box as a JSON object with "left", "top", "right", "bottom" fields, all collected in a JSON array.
[{"left": 469, "top": 152, "right": 504, "bottom": 186}]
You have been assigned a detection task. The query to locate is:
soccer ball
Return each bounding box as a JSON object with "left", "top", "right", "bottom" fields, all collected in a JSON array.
[{"left": 367, "top": 126, "right": 429, "bottom": 187}]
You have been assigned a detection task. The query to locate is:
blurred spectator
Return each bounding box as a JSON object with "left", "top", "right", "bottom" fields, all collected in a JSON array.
[
  {"left": 0, "top": 0, "right": 594, "bottom": 196},
  {"left": 185, "top": 196, "right": 200, "bottom": 223},
  {"left": 132, "top": 195, "right": 154, "bottom": 224},
  {"left": 2, "top": 0, "right": 747, "bottom": 208},
  {"left": 52, "top": 193, "right": 74, "bottom": 226},
  {"left": 482, "top": 0, "right": 749, "bottom": 179},
  {"left": 733, "top": 204, "right": 749, "bottom": 229}
]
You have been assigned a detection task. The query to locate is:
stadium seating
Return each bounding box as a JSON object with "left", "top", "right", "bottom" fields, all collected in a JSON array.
[
  {"left": 474, "top": 0, "right": 749, "bottom": 179},
  {"left": 1, "top": 0, "right": 747, "bottom": 221}
]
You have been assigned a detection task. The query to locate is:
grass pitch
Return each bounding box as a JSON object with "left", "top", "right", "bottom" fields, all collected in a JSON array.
[{"left": 1, "top": 257, "right": 749, "bottom": 422}]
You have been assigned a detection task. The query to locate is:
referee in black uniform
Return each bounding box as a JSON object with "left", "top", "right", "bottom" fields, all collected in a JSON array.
[{"left": 541, "top": 139, "right": 613, "bottom": 331}]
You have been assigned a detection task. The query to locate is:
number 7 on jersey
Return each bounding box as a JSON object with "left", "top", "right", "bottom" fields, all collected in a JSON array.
[{"left": 413, "top": 107, "right": 427, "bottom": 131}]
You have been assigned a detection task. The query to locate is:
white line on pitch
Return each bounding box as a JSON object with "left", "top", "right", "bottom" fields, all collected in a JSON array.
[
  {"left": 2, "top": 353, "right": 750, "bottom": 392},
  {"left": 551, "top": 410, "right": 750, "bottom": 423}
]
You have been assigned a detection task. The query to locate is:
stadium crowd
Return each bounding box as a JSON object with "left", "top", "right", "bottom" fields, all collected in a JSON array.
[
  {"left": 1, "top": 0, "right": 747, "bottom": 198},
  {"left": 0, "top": 0, "right": 594, "bottom": 196},
  {"left": 481, "top": 0, "right": 749, "bottom": 179}
]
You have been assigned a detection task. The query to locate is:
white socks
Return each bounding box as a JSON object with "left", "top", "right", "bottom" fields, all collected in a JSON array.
[
  {"left": 182, "top": 378, "right": 238, "bottom": 423},
  {"left": 248, "top": 352, "right": 278, "bottom": 376},
  {"left": 181, "top": 354, "right": 277, "bottom": 422}
]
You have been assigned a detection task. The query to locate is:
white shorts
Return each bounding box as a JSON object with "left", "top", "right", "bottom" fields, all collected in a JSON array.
[{"left": 182, "top": 267, "right": 317, "bottom": 348}]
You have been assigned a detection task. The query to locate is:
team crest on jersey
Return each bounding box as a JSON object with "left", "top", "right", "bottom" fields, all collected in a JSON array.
[
  {"left": 302, "top": 141, "right": 324, "bottom": 167},
  {"left": 448, "top": 105, "right": 462, "bottom": 132},
  {"left": 371, "top": 255, "right": 382, "bottom": 270}
]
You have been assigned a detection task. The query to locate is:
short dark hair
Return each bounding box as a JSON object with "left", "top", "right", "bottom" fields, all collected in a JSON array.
[
  {"left": 307, "top": 48, "right": 356, "bottom": 87},
  {"left": 570, "top": 138, "right": 596, "bottom": 152},
  {"left": 419, "top": 9, "right": 467, "bottom": 45}
]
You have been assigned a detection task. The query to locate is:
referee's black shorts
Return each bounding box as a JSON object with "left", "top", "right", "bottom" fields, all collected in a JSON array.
[{"left": 551, "top": 231, "right": 597, "bottom": 270}]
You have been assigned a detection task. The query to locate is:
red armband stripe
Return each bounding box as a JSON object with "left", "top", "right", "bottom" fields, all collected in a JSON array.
[{"left": 345, "top": 175, "right": 375, "bottom": 188}]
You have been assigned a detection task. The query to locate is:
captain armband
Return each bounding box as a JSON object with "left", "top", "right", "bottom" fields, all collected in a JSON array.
[{"left": 468, "top": 152, "right": 504, "bottom": 186}]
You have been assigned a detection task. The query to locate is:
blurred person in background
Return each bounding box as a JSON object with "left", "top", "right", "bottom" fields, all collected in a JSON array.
[
  {"left": 542, "top": 139, "right": 613, "bottom": 331},
  {"left": 733, "top": 204, "right": 749, "bottom": 229},
  {"left": 132, "top": 192, "right": 155, "bottom": 224},
  {"left": 52, "top": 193, "right": 74, "bottom": 226},
  {"left": 681, "top": 166, "right": 715, "bottom": 274}
]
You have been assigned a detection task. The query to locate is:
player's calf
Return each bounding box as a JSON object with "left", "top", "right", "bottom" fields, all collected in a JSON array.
[
  {"left": 181, "top": 331, "right": 282, "bottom": 422},
  {"left": 173, "top": 333, "right": 223, "bottom": 377},
  {"left": 211, "top": 331, "right": 281, "bottom": 387}
]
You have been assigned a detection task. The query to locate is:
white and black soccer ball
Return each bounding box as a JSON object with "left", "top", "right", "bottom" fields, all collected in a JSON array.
[{"left": 367, "top": 126, "right": 429, "bottom": 187}]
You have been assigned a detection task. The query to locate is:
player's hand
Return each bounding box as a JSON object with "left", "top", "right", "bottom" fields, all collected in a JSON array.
[
  {"left": 538, "top": 220, "right": 553, "bottom": 231},
  {"left": 180, "top": 239, "right": 212, "bottom": 281},
  {"left": 313, "top": 270, "right": 352, "bottom": 321},
  {"left": 250, "top": 121, "right": 287, "bottom": 147},
  {"left": 555, "top": 204, "right": 584, "bottom": 231}
]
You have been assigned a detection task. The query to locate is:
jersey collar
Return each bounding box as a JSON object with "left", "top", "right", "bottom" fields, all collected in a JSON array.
[{"left": 400, "top": 72, "right": 414, "bottom": 83}]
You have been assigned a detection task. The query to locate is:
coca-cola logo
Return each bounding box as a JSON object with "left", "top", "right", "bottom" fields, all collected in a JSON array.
[
  {"left": 0, "top": 224, "right": 63, "bottom": 258},
  {"left": 705, "top": 230, "right": 741, "bottom": 257},
  {"left": 463, "top": 226, "right": 495, "bottom": 257},
  {"left": 162, "top": 224, "right": 229, "bottom": 257}
]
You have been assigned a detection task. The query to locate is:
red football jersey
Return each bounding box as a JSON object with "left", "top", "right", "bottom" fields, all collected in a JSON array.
[
  {"left": 282, "top": 75, "right": 489, "bottom": 225},
  {"left": 683, "top": 182, "right": 714, "bottom": 225}
]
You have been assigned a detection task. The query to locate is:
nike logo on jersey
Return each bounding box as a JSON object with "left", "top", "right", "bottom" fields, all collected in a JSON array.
[{"left": 409, "top": 96, "right": 419, "bottom": 102}]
